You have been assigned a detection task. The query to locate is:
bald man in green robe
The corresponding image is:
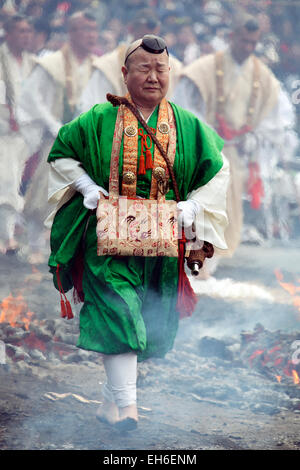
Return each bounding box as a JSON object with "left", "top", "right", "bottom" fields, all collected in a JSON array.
[{"left": 47, "top": 35, "right": 229, "bottom": 430}]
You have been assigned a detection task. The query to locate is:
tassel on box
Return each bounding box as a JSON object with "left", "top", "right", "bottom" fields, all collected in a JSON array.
[{"left": 176, "top": 236, "right": 197, "bottom": 319}]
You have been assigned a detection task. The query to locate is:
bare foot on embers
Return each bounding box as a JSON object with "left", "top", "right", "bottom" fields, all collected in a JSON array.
[
  {"left": 115, "top": 403, "right": 138, "bottom": 431},
  {"left": 96, "top": 399, "right": 119, "bottom": 425}
]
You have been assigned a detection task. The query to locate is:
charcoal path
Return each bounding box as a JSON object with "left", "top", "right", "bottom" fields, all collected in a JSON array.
[{"left": 1, "top": 242, "right": 300, "bottom": 451}]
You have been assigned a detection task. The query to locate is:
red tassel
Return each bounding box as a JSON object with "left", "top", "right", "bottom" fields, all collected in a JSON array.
[
  {"left": 56, "top": 264, "right": 74, "bottom": 320},
  {"left": 10, "top": 116, "right": 19, "bottom": 132},
  {"left": 145, "top": 149, "right": 154, "bottom": 170},
  {"left": 7, "top": 105, "right": 19, "bottom": 132},
  {"left": 65, "top": 300, "right": 74, "bottom": 319},
  {"left": 176, "top": 237, "right": 198, "bottom": 319},
  {"left": 138, "top": 153, "right": 146, "bottom": 175},
  {"left": 216, "top": 113, "right": 251, "bottom": 140},
  {"left": 60, "top": 299, "right": 67, "bottom": 318},
  {"left": 247, "top": 162, "right": 264, "bottom": 210}
]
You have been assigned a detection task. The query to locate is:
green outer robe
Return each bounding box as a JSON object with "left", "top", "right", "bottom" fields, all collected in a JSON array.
[{"left": 48, "top": 101, "right": 224, "bottom": 362}]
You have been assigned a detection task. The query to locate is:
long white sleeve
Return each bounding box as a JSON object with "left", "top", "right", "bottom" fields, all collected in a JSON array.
[
  {"left": 187, "top": 154, "right": 230, "bottom": 250},
  {"left": 45, "top": 157, "right": 90, "bottom": 228},
  {"left": 48, "top": 157, "right": 108, "bottom": 212},
  {"left": 48, "top": 158, "right": 88, "bottom": 204}
]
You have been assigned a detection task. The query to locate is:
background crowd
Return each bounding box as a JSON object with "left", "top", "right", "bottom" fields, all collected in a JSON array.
[{"left": 0, "top": 0, "right": 300, "bottom": 263}]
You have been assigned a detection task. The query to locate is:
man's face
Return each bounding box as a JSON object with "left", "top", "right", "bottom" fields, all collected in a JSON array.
[
  {"left": 6, "top": 20, "right": 33, "bottom": 53},
  {"left": 69, "top": 17, "right": 98, "bottom": 55},
  {"left": 122, "top": 48, "right": 170, "bottom": 108},
  {"left": 230, "top": 27, "right": 261, "bottom": 63}
]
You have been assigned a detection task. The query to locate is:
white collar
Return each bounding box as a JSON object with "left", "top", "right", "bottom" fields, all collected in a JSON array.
[{"left": 137, "top": 107, "right": 156, "bottom": 123}]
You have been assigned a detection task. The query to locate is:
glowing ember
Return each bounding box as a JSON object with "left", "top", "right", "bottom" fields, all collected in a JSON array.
[
  {"left": 246, "top": 338, "right": 300, "bottom": 387},
  {"left": 249, "top": 349, "right": 265, "bottom": 366},
  {"left": 274, "top": 269, "right": 300, "bottom": 318},
  {"left": 274, "top": 269, "right": 300, "bottom": 295},
  {"left": 281, "top": 361, "right": 300, "bottom": 385},
  {"left": 0, "top": 293, "right": 34, "bottom": 330},
  {"left": 292, "top": 370, "right": 300, "bottom": 385}
]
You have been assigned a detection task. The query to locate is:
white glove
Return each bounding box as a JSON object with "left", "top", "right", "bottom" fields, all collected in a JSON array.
[
  {"left": 177, "top": 199, "right": 200, "bottom": 228},
  {"left": 71, "top": 173, "right": 108, "bottom": 209}
]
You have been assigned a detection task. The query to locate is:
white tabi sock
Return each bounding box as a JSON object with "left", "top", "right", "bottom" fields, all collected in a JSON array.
[{"left": 102, "top": 352, "right": 137, "bottom": 408}]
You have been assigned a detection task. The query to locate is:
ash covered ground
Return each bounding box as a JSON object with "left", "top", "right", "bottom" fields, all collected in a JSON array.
[{"left": 1, "top": 241, "right": 300, "bottom": 451}]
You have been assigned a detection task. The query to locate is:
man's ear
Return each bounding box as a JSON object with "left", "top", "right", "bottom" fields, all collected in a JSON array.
[{"left": 121, "top": 65, "right": 128, "bottom": 85}]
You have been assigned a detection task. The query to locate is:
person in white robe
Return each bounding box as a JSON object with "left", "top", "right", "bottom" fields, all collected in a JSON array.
[
  {"left": 0, "top": 14, "right": 35, "bottom": 254},
  {"left": 77, "top": 9, "right": 182, "bottom": 115},
  {"left": 173, "top": 12, "right": 298, "bottom": 270},
  {"left": 17, "top": 10, "right": 99, "bottom": 264}
]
